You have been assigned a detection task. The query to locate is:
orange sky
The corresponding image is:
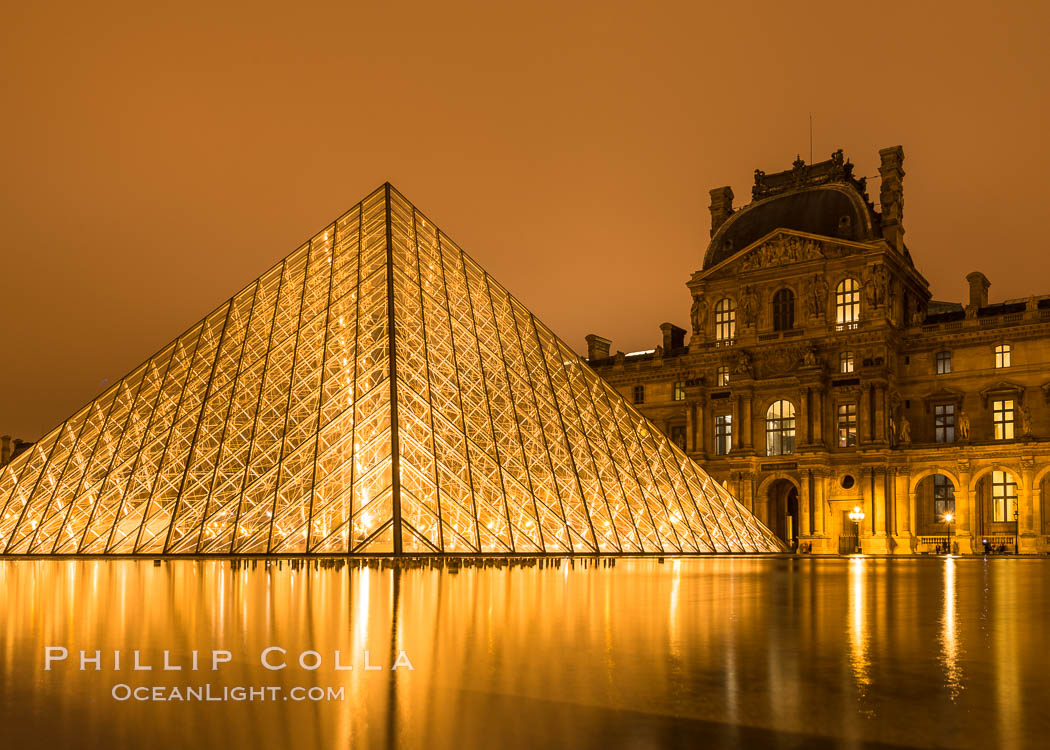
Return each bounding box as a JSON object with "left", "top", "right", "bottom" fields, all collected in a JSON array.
[{"left": 2, "top": 0, "right": 1048, "bottom": 441}]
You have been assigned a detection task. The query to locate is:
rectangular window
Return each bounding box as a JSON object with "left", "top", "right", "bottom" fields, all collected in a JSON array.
[
  {"left": 936, "top": 351, "right": 952, "bottom": 374},
  {"left": 715, "top": 414, "right": 732, "bottom": 456},
  {"left": 670, "top": 425, "right": 686, "bottom": 449},
  {"left": 934, "top": 403, "right": 955, "bottom": 443},
  {"left": 632, "top": 385, "right": 645, "bottom": 405},
  {"left": 992, "top": 470, "right": 1018, "bottom": 523},
  {"left": 673, "top": 381, "right": 685, "bottom": 401},
  {"left": 992, "top": 399, "right": 1014, "bottom": 440},
  {"left": 933, "top": 474, "right": 956, "bottom": 519},
  {"left": 716, "top": 365, "right": 730, "bottom": 387},
  {"left": 995, "top": 344, "right": 1011, "bottom": 369},
  {"left": 837, "top": 403, "right": 857, "bottom": 447}
]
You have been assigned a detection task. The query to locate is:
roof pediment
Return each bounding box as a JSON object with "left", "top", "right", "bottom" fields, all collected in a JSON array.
[{"left": 695, "top": 229, "right": 876, "bottom": 281}]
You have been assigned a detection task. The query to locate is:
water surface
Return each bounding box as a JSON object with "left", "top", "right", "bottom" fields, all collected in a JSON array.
[{"left": 0, "top": 557, "right": 1046, "bottom": 749}]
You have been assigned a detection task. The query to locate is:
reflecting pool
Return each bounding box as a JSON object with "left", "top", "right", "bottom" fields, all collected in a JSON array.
[{"left": 1, "top": 556, "right": 1048, "bottom": 749}]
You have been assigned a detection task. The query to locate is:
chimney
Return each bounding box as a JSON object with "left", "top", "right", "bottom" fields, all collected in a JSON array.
[
  {"left": 878, "top": 145, "right": 905, "bottom": 252},
  {"left": 966, "top": 271, "right": 990, "bottom": 310},
  {"left": 1, "top": 435, "right": 11, "bottom": 466},
  {"left": 708, "top": 186, "right": 734, "bottom": 237},
  {"left": 660, "top": 322, "right": 686, "bottom": 352},
  {"left": 585, "top": 334, "right": 612, "bottom": 361}
]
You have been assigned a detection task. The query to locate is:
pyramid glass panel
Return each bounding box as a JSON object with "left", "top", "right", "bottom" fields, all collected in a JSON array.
[{"left": 0, "top": 185, "right": 782, "bottom": 555}]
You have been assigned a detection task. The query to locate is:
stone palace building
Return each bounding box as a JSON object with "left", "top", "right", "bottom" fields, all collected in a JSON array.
[{"left": 587, "top": 147, "right": 1050, "bottom": 554}]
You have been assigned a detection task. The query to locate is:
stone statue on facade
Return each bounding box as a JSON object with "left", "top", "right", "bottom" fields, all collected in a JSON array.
[
  {"left": 957, "top": 410, "right": 970, "bottom": 441},
  {"left": 807, "top": 274, "right": 829, "bottom": 319},
  {"left": 802, "top": 343, "right": 819, "bottom": 367},
  {"left": 1021, "top": 405, "right": 1033, "bottom": 437},
  {"left": 732, "top": 350, "right": 754, "bottom": 378},
  {"left": 898, "top": 414, "right": 911, "bottom": 445},
  {"left": 739, "top": 286, "right": 758, "bottom": 328},
  {"left": 689, "top": 295, "right": 708, "bottom": 335},
  {"left": 889, "top": 415, "right": 898, "bottom": 447}
]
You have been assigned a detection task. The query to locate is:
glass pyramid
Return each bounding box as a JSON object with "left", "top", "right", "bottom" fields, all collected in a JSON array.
[{"left": 0, "top": 185, "right": 782, "bottom": 555}]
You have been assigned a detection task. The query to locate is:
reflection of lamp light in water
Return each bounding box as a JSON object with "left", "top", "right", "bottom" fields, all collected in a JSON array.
[
  {"left": 848, "top": 506, "right": 865, "bottom": 554},
  {"left": 941, "top": 556, "right": 962, "bottom": 699}
]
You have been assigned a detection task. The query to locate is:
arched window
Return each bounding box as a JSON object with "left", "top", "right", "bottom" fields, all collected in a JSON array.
[
  {"left": 992, "top": 470, "right": 1018, "bottom": 523},
  {"left": 835, "top": 278, "right": 860, "bottom": 328},
  {"left": 714, "top": 298, "right": 736, "bottom": 342},
  {"left": 765, "top": 400, "right": 796, "bottom": 456},
  {"left": 772, "top": 288, "right": 795, "bottom": 331},
  {"left": 933, "top": 474, "right": 955, "bottom": 520}
]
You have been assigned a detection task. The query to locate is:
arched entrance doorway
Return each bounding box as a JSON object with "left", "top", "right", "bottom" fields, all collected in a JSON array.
[
  {"left": 914, "top": 473, "right": 956, "bottom": 553},
  {"left": 766, "top": 478, "right": 799, "bottom": 547}
]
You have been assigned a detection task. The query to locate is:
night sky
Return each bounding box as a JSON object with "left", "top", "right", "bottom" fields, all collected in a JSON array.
[{"left": 2, "top": 1, "right": 1048, "bottom": 441}]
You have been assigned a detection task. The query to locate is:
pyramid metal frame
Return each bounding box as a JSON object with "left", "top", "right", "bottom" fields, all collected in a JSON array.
[{"left": 0, "top": 185, "right": 783, "bottom": 555}]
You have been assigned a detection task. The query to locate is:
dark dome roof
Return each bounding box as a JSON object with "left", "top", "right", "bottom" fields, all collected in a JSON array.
[{"left": 703, "top": 184, "right": 878, "bottom": 270}]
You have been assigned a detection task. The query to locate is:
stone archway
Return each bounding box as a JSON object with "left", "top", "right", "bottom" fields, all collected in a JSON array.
[{"left": 766, "top": 477, "right": 800, "bottom": 547}]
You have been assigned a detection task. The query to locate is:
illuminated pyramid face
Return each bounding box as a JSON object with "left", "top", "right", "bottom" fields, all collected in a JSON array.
[{"left": 0, "top": 186, "right": 782, "bottom": 555}]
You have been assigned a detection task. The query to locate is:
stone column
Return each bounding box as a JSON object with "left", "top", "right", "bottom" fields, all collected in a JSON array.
[
  {"left": 812, "top": 389, "right": 824, "bottom": 445},
  {"left": 731, "top": 396, "right": 741, "bottom": 453},
  {"left": 893, "top": 468, "right": 913, "bottom": 553},
  {"left": 954, "top": 460, "right": 974, "bottom": 554},
  {"left": 867, "top": 467, "right": 891, "bottom": 553},
  {"left": 859, "top": 387, "right": 871, "bottom": 444},
  {"left": 1019, "top": 459, "right": 1038, "bottom": 553},
  {"left": 797, "top": 388, "right": 810, "bottom": 445},
  {"left": 742, "top": 395, "right": 754, "bottom": 451},
  {"left": 799, "top": 472, "right": 812, "bottom": 540},
  {"left": 874, "top": 385, "right": 887, "bottom": 442}
]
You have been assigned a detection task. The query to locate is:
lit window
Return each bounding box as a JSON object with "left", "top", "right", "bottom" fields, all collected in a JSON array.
[
  {"left": 995, "top": 344, "right": 1011, "bottom": 368},
  {"left": 837, "top": 403, "right": 857, "bottom": 447},
  {"left": 715, "top": 414, "right": 732, "bottom": 455},
  {"left": 714, "top": 298, "right": 736, "bottom": 342},
  {"left": 632, "top": 385, "right": 645, "bottom": 405},
  {"left": 835, "top": 278, "right": 860, "bottom": 329},
  {"left": 840, "top": 351, "right": 854, "bottom": 373},
  {"left": 936, "top": 351, "right": 952, "bottom": 374},
  {"left": 765, "top": 400, "right": 796, "bottom": 456},
  {"left": 673, "top": 381, "right": 685, "bottom": 401},
  {"left": 992, "top": 470, "right": 1018, "bottom": 523},
  {"left": 772, "top": 288, "right": 795, "bottom": 331},
  {"left": 716, "top": 365, "right": 730, "bottom": 387},
  {"left": 934, "top": 403, "right": 955, "bottom": 443},
  {"left": 992, "top": 399, "right": 1014, "bottom": 440},
  {"left": 933, "top": 474, "right": 956, "bottom": 519}
]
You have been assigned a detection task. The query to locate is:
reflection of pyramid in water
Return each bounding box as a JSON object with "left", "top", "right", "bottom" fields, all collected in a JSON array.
[{"left": 0, "top": 185, "right": 782, "bottom": 555}]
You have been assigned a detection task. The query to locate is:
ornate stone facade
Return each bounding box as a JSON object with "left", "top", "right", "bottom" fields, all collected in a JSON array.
[{"left": 589, "top": 147, "right": 1050, "bottom": 555}]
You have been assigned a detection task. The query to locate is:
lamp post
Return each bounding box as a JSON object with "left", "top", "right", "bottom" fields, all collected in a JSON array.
[
  {"left": 943, "top": 511, "right": 954, "bottom": 555},
  {"left": 848, "top": 505, "right": 865, "bottom": 554},
  {"left": 1014, "top": 506, "right": 1020, "bottom": 555}
]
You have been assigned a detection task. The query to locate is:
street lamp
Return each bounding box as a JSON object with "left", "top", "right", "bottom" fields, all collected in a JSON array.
[
  {"left": 848, "top": 505, "right": 865, "bottom": 554},
  {"left": 1014, "top": 506, "right": 1020, "bottom": 555},
  {"left": 943, "top": 511, "right": 954, "bottom": 555}
]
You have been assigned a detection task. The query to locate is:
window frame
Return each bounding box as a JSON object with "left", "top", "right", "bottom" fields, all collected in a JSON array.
[
  {"left": 992, "top": 470, "right": 1018, "bottom": 523},
  {"left": 934, "top": 403, "right": 955, "bottom": 443},
  {"left": 936, "top": 350, "right": 952, "bottom": 375},
  {"left": 715, "top": 413, "right": 733, "bottom": 456},
  {"left": 772, "top": 287, "right": 795, "bottom": 332},
  {"left": 714, "top": 298, "right": 736, "bottom": 343},
  {"left": 673, "top": 381, "right": 686, "bottom": 402},
  {"left": 835, "top": 278, "right": 861, "bottom": 329},
  {"left": 765, "top": 399, "right": 797, "bottom": 456},
  {"left": 837, "top": 402, "right": 858, "bottom": 447},
  {"left": 716, "top": 365, "right": 730, "bottom": 387},
  {"left": 995, "top": 343, "right": 1012, "bottom": 369},
  {"left": 839, "top": 350, "right": 855, "bottom": 374},
  {"left": 992, "top": 398, "right": 1014, "bottom": 440},
  {"left": 632, "top": 385, "right": 645, "bottom": 405},
  {"left": 933, "top": 474, "right": 956, "bottom": 520}
]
